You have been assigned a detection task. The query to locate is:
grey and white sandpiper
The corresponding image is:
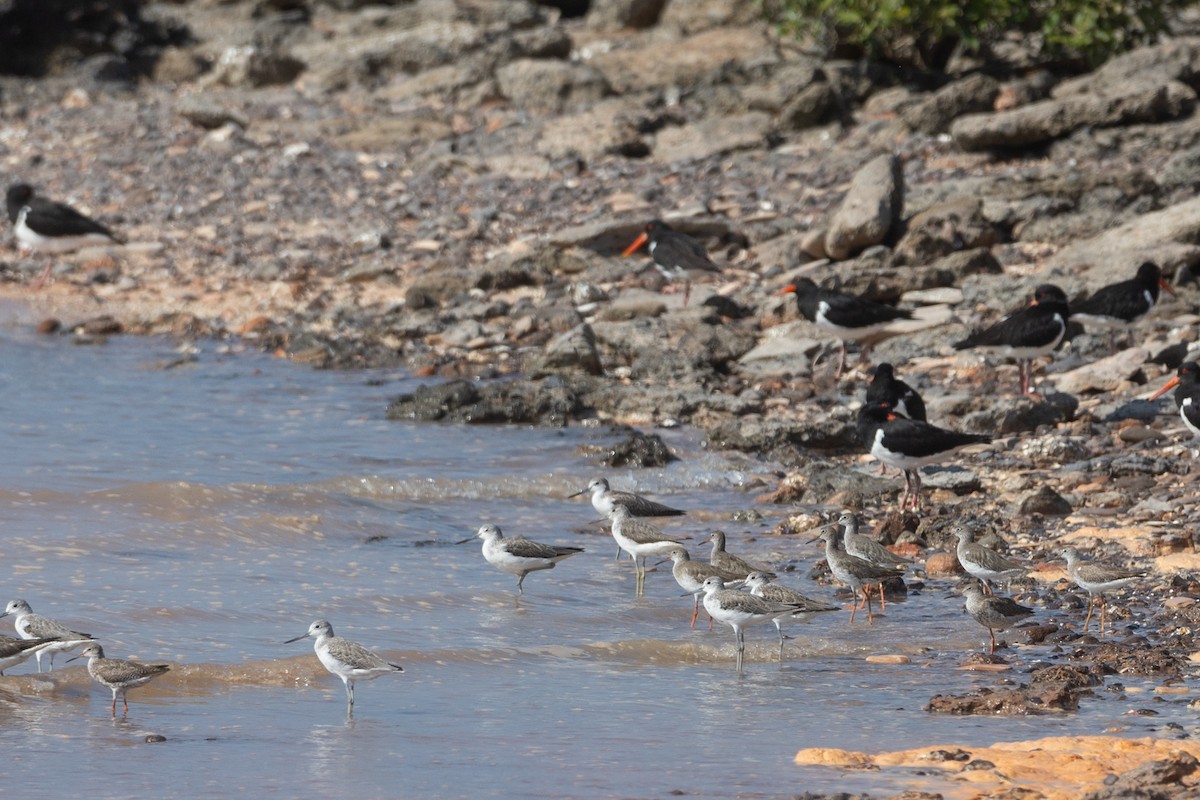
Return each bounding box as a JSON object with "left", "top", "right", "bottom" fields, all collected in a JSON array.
[
  {"left": 693, "top": 576, "right": 806, "bottom": 672},
  {"left": 1, "top": 599, "right": 93, "bottom": 672},
  {"left": 0, "top": 633, "right": 60, "bottom": 675},
  {"left": 458, "top": 523, "right": 583, "bottom": 595},
  {"left": 953, "top": 526, "right": 1026, "bottom": 594},
  {"left": 66, "top": 643, "right": 170, "bottom": 717},
  {"left": 1061, "top": 546, "right": 1144, "bottom": 637},
  {"left": 286, "top": 620, "right": 403, "bottom": 714},
  {"left": 608, "top": 505, "right": 687, "bottom": 596},
  {"left": 744, "top": 571, "right": 838, "bottom": 660},
  {"left": 837, "top": 510, "right": 911, "bottom": 611},
  {"left": 812, "top": 525, "right": 902, "bottom": 624},
  {"left": 703, "top": 530, "right": 775, "bottom": 580},
  {"left": 571, "top": 478, "right": 685, "bottom": 560},
  {"left": 660, "top": 546, "right": 746, "bottom": 629},
  {"left": 962, "top": 582, "right": 1034, "bottom": 655}
]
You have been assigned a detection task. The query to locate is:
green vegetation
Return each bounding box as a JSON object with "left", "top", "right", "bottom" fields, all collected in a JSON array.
[{"left": 763, "top": 0, "right": 1185, "bottom": 70}]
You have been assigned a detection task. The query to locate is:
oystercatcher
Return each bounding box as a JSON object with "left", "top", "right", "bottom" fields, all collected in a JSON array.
[
  {"left": 865, "top": 362, "right": 926, "bottom": 421},
  {"left": 621, "top": 220, "right": 722, "bottom": 306},
  {"left": 1071, "top": 261, "right": 1172, "bottom": 334},
  {"left": 1149, "top": 361, "right": 1200, "bottom": 439},
  {"left": 6, "top": 183, "right": 122, "bottom": 288},
  {"left": 953, "top": 283, "right": 1069, "bottom": 396},
  {"left": 779, "top": 278, "right": 913, "bottom": 376},
  {"left": 857, "top": 400, "right": 992, "bottom": 511}
]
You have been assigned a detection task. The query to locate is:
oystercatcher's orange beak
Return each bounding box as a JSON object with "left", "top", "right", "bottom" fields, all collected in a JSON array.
[
  {"left": 621, "top": 232, "right": 649, "bottom": 257},
  {"left": 1159, "top": 277, "right": 1175, "bottom": 296},
  {"left": 778, "top": 285, "right": 798, "bottom": 295},
  {"left": 886, "top": 412, "right": 898, "bottom": 421},
  {"left": 1150, "top": 375, "right": 1181, "bottom": 400}
]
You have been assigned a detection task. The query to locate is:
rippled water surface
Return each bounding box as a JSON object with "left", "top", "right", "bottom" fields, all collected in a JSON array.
[{"left": 0, "top": 319, "right": 1192, "bottom": 799}]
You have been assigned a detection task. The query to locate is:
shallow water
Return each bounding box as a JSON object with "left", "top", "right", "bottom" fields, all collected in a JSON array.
[{"left": 0, "top": 320, "right": 1193, "bottom": 799}]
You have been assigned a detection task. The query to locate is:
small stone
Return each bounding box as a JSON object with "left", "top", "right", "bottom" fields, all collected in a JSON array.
[
  {"left": 1018, "top": 485, "right": 1073, "bottom": 516},
  {"left": 36, "top": 318, "right": 61, "bottom": 335},
  {"left": 865, "top": 654, "right": 911, "bottom": 664},
  {"left": 145, "top": 734, "right": 167, "bottom": 743},
  {"left": 924, "top": 551, "right": 964, "bottom": 577}
]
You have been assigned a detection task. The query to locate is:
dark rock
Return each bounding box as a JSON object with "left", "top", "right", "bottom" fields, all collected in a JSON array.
[
  {"left": 894, "top": 199, "right": 1001, "bottom": 265},
  {"left": 960, "top": 392, "right": 1078, "bottom": 435},
  {"left": 1018, "top": 485, "right": 1073, "bottom": 516},
  {"left": 1072, "top": 641, "right": 1185, "bottom": 677},
  {"left": 1082, "top": 751, "right": 1200, "bottom": 800},
  {"left": 529, "top": 323, "right": 604, "bottom": 378},
  {"left": 901, "top": 73, "right": 1001, "bottom": 134},
  {"left": 386, "top": 378, "right": 586, "bottom": 427},
  {"left": 600, "top": 430, "right": 677, "bottom": 468},
  {"left": 176, "top": 97, "right": 248, "bottom": 130}
]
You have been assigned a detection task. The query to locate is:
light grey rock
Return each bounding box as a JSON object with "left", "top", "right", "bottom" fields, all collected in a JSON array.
[{"left": 825, "top": 154, "right": 903, "bottom": 261}]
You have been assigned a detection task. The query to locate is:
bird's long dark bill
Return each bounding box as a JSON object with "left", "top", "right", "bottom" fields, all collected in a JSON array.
[
  {"left": 454, "top": 536, "right": 476, "bottom": 545},
  {"left": 65, "top": 653, "right": 84, "bottom": 663},
  {"left": 567, "top": 488, "right": 589, "bottom": 498},
  {"left": 1150, "top": 375, "right": 1180, "bottom": 400},
  {"left": 284, "top": 634, "right": 308, "bottom": 644},
  {"left": 621, "top": 232, "right": 649, "bottom": 257}
]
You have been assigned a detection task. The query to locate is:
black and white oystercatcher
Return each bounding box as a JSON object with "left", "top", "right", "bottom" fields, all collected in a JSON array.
[
  {"left": 6, "top": 183, "right": 122, "bottom": 288},
  {"left": 954, "top": 284, "right": 1069, "bottom": 396},
  {"left": 1071, "top": 261, "right": 1172, "bottom": 333},
  {"left": 857, "top": 400, "right": 992, "bottom": 511},
  {"left": 1149, "top": 361, "right": 1200, "bottom": 439},
  {"left": 621, "top": 220, "right": 721, "bottom": 306},
  {"left": 865, "top": 362, "right": 926, "bottom": 421},
  {"left": 779, "top": 278, "right": 913, "bottom": 376}
]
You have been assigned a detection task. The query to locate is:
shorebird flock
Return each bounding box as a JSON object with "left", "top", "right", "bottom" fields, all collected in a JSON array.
[{"left": 1, "top": 201, "right": 1178, "bottom": 698}]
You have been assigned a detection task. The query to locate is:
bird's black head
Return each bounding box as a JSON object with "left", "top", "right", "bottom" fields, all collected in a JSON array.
[
  {"left": 869, "top": 363, "right": 895, "bottom": 380},
  {"left": 6, "top": 183, "right": 34, "bottom": 221},
  {"left": 1135, "top": 261, "right": 1161, "bottom": 283},
  {"left": 1031, "top": 284, "right": 1068, "bottom": 307}
]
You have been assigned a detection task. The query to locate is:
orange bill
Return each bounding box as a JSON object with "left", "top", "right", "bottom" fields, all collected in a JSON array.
[
  {"left": 621, "top": 232, "right": 649, "bottom": 257},
  {"left": 1149, "top": 374, "right": 1180, "bottom": 400}
]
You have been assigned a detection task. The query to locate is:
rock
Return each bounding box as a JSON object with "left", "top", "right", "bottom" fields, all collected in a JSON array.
[
  {"left": 599, "top": 430, "right": 677, "bottom": 467},
  {"left": 901, "top": 73, "right": 1001, "bottom": 134},
  {"left": 738, "top": 322, "right": 822, "bottom": 376},
  {"left": 1018, "top": 485, "right": 1073, "bottom": 516},
  {"left": 825, "top": 154, "right": 903, "bottom": 260},
  {"left": 924, "top": 551, "right": 964, "bottom": 578},
  {"left": 1051, "top": 196, "right": 1200, "bottom": 274},
  {"left": 495, "top": 59, "right": 611, "bottom": 114},
  {"left": 865, "top": 654, "right": 910, "bottom": 664},
  {"left": 586, "top": 26, "right": 775, "bottom": 93},
  {"left": 529, "top": 324, "right": 603, "bottom": 377},
  {"left": 894, "top": 198, "right": 1001, "bottom": 265},
  {"left": 176, "top": 97, "right": 248, "bottom": 131},
  {"left": 1053, "top": 348, "right": 1148, "bottom": 394},
  {"left": 951, "top": 79, "right": 1194, "bottom": 150},
  {"left": 587, "top": 0, "right": 667, "bottom": 29},
  {"left": 1082, "top": 751, "right": 1200, "bottom": 800},
  {"left": 537, "top": 100, "right": 647, "bottom": 160},
  {"left": 153, "top": 47, "right": 209, "bottom": 84},
  {"left": 961, "top": 392, "right": 1078, "bottom": 435},
  {"left": 204, "top": 46, "right": 305, "bottom": 88},
  {"left": 652, "top": 112, "right": 772, "bottom": 163},
  {"left": 384, "top": 379, "right": 585, "bottom": 426}
]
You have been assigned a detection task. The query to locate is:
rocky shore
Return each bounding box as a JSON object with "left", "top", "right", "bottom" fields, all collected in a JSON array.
[{"left": 4, "top": 0, "right": 1200, "bottom": 796}]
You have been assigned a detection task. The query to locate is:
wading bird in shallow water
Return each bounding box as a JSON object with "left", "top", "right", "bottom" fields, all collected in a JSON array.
[
  {"left": 1149, "top": 361, "right": 1200, "bottom": 440},
  {"left": 693, "top": 576, "right": 807, "bottom": 673},
  {"left": 743, "top": 571, "right": 838, "bottom": 660},
  {"left": 953, "top": 526, "right": 1027, "bottom": 595},
  {"left": 811, "top": 525, "right": 902, "bottom": 625},
  {"left": 962, "top": 582, "right": 1033, "bottom": 655},
  {"left": 66, "top": 643, "right": 170, "bottom": 717},
  {"left": 953, "top": 283, "right": 1069, "bottom": 396},
  {"left": 660, "top": 546, "right": 746, "bottom": 630},
  {"left": 608, "top": 505, "right": 687, "bottom": 596},
  {"left": 458, "top": 523, "right": 584, "bottom": 595},
  {"left": 837, "top": 510, "right": 911, "bottom": 612},
  {"left": 856, "top": 400, "right": 992, "bottom": 512},
  {"left": 1061, "top": 546, "right": 1143, "bottom": 638},
  {"left": 0, "top": 633, "right": 59, "bottom": 675},
  {"left": 621, "top": 220, "right": 722, "bottom": 306},
  {"left": 570, "top": 477, "right": 684, "bottom": 559},
  {"left": 779, "top": 278, "right": 913, "bottom": 377},
  {"left": 0, "top": 598, "right": 93, "bottom": 672},
  {"left": 702, "top": 530, "right": 775, "bottom": 580},
  {"left": 286, "top": 620, "right": 403, "bottom": 714},
  {"left": 6, "top": 183, "right": 123, "bottom": 288}
]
